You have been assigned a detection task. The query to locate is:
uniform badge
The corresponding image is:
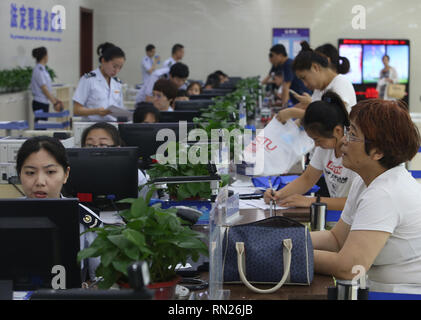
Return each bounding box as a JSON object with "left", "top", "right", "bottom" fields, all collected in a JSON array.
[
  {"left": 84, "top": 72, "right": 96, "bottom": 79},
  {"left": 79, "top": 208, "right": 100, "bottom": 229}
]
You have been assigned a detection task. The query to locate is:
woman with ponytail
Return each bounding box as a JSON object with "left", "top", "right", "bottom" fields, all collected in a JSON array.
[
  {"left": 30, "top": 47, "right": 63, "bottom": 123},
  {"left": 265, "top": 91, "right": 357, "bottom": 211},
  {"left": 73, "top": 42, "right": 126, "bottom": 121},
  {"left": 277, "top": 41, "right": 356, "bottom": 125}
]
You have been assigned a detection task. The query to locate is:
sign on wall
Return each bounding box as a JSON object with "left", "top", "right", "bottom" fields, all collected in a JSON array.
[
  {"left": 9, "top": 3, "right": 65, "bottom": 42},
  {"left": 272, "top": 28, "right": 310, "bottom": 58}
]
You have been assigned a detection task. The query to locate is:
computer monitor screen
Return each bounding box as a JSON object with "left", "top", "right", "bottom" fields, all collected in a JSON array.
[
  {"left": 159, "top": 111, "right": 202, "bottom": 123},
  {"left": 189, "top": 92, "right": 226, "bottom": 100},
  {"left": 0, "top": 198, "right": 81, "bottom": 291},
  {"left": 174, "top": 99, "right": 214, "bottom": 111},
  {"left": 338, "top": 39, "right": 410, "bottom": 85},
  {"left": 63, "top": 147, "right": 139, "bottom": 210},
  {"left": 118, "top": 122, "right": 196, "bottom": 167}
]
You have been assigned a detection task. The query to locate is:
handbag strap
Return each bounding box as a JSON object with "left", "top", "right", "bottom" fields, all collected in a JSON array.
[{"left": 235, "top": 239, "right": 292, "bottom": 294}]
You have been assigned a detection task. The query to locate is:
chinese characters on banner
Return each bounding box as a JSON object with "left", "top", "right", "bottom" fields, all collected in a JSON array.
[
  {"left": 10, "top": 3, "right": 64, "bottom": 41},
  {"left": 272, "top": 28, "right": 310, "bottom": 59}
]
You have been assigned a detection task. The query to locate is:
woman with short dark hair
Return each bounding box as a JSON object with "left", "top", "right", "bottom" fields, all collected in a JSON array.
[{"left": 312, "top": 99, "right": 421, "bottom": 294}]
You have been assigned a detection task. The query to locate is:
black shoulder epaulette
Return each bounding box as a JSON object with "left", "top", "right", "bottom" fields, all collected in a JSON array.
[
  {"left": 79, "top": 205, "right": 101, "bottom": 229},
  {"left": 84, "top": 71, "right": 96, "bottom": 79},
  {"left": 113, "top": 77, "right": 122, "bottom": 84}
]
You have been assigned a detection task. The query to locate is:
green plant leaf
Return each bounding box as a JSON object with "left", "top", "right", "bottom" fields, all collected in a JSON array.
[
  {"left": 123, "top": 229, "right": 146, "bottom": 249},
  {"left": 112, "top": 260, "right": 132, "bottom": 276},
  {"left": 101, "top": 248, "right": 120, "bottom": 267},
  {"left": 107, "top": 235, "right": 131, "bottom": 249},
  {"left": 123, "top": 245, "right": 141, "bottom": 261},
  {"left": 77, "top": 247, "right": 101, "bottom": 261}
]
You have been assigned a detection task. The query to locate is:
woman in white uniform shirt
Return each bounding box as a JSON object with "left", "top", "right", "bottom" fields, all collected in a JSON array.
[
  {"left": 312, "top": 99, "right": 421, "bottom": 294},
  {"left": 73, "top": 42, "right": 126, "bottom": 122},
  {"left": 16, "top": 136, "right": 101, "bottom": 282},
  {"left": 30, "top": 47, "right": 63, "bottom": 121}
]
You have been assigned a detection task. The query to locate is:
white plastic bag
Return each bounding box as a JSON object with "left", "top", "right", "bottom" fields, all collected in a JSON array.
[{"left": 242, "top": 118, "right": 314, "bottom": 176}]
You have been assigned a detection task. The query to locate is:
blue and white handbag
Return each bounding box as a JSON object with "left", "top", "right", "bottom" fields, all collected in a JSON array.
[{"left": 222, "top": 216, "right": 314, "bottom": 293}]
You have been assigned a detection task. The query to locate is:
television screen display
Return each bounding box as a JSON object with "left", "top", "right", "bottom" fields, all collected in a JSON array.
[
  {"left": 338, "top": 44, "right": 363, "bottom": 84},
  {"left": 362, "top": 44, "right": 386, "bottom": 83},
  {"left": 338, "top": 39, "right": 410, "bottom": 85}
]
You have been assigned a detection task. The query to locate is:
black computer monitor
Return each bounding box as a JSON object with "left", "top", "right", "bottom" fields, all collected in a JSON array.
[
  {"left": 118, "top": 122, "right": 195, "bottom": 169},
  {"left": 159, "top": 110, "right": 202, "bottom": 123},
  {"left": 174, "top": 99, "right": 214, "bottom": 111},
  {"left": 189, "top": 92, "right": 226, "bottom": 100},
  {"left": 0, "top": 198, "right": 81, "bottom": 291},
  {"left": 202, "top": 88, "right": 233, "bottom": 94},
  {"left": 63, "top": 147, "right": 139, "bottom": 210}
]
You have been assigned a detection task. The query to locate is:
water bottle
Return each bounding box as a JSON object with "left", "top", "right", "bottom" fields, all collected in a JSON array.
[{"left": 239, "top": 96, "right": 247, "bottom": 128}]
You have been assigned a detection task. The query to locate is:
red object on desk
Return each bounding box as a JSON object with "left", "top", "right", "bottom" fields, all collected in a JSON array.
[{"left": 77, "top": 193, "right": 93, "bottom": 202}]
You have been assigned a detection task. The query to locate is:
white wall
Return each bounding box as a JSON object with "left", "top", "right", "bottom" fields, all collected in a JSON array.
[
  {"left": 1, "top": 0, "right": 421, "bottom": 115},
  {"left": 91, "top": 0, "right": 421, "bottom": 111},
  {"left": 0, "top": 0, "right": 93, "bottom": 86}
]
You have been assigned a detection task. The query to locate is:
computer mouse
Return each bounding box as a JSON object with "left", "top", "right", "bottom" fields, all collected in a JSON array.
[{"left": 174, "top": 206, "right": 203, "bottom": 225}]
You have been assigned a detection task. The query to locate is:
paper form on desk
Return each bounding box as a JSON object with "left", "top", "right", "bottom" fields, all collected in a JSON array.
[
  {"left": 239, "top": 198, "right": 289, "bottom": 210},
  {"left": 107, "top": 105, "right": 133, "bottom": 120}
]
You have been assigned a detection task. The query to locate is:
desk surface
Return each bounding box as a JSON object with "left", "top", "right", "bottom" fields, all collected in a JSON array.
[{"left": 196, "top": 207, "right": 334, "bottom": 300}]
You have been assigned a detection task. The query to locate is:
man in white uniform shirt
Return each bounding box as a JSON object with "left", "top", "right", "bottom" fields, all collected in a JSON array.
[
  {"left": 141, "top": 44, "right": 160, "bottom": 84},
  {"left": 163, "top": 43, "right": 184, "bottom": 69}
]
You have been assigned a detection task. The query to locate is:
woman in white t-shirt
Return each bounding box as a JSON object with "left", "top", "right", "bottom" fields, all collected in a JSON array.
[
  {"left": 264, "top": 91, "right": 356, "bottom": 211},
  {"left": 276, "top": 42, "right": 356, "bottom": 123},
  {"left": 311, "top": 99, "right": 421, "bottom": 294}
]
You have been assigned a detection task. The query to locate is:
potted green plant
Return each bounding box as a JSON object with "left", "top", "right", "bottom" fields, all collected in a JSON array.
[
  {"left": 77, "top": 188, "right": 208, "bottom": 299},
  {"left": 147, "top": 142, "right": 230, "bottom": 201},
  {"left": 0, "top": 66, "right": 57, "bottom": 93}
]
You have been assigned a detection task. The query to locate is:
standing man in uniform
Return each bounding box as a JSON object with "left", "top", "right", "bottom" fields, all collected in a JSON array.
[
  {"left": 163, "top": 44, "right": 185, "bottom": 69},
  {"left": 270, "top": 44, "right": 311, "bottom": 107},
  {"left": 141, "top": 44, "right": 160, "bottom": 84}
]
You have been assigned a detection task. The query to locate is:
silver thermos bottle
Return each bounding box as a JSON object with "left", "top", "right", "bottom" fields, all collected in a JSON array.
[{"left": 310, "top": 195, "right": 326, "bottom": 231}]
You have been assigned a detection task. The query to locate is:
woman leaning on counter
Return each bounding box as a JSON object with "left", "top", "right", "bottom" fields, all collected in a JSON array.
[{"left": 311, "top": 99, "right": 421, "bottom": 294}]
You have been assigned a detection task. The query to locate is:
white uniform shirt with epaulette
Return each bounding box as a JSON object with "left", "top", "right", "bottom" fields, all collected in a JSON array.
[
  {"left": 30, "top": 63, "right": 52, "bottom": 104},
  {"left": 78, "top": 202, "right": 102, "bottom": 281},
  {"left": 141, "top": 55, "right": 154, "bottom": 84},
  {"left": 73, "top": 68, "right": 125, "bottom": 122},
  {"left": 135, "top": 66, "right": 170, "bottom": 103},
  {"left": 163, "top": 57, "right": 176, "bottom": 69}
]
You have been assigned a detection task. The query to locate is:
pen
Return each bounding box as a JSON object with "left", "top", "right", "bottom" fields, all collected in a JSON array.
[
  {"left": 87, "top": 277, "right": 104, "bottom": 289},
  {"left": 268, "top": 178, "right": 275, "bottom": 216}
]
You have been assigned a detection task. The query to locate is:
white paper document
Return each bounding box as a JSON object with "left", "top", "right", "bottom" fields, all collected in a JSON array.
[
  {"left": 107, "top": 105, "right": 133, "bottom": 120},
  {"left": 239, "top": 198, "right": 289, "bottom": 210}
]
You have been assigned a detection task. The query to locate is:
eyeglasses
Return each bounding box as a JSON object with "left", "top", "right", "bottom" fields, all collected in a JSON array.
[
  {"left": 84, "top": 144, "right": 117, "bottom": 148},
  {"left": 344, "top": 127, "right": 370, "bottom": 143}
]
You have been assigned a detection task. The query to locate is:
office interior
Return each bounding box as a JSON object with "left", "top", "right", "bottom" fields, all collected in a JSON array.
[{"left": 1, "top": 0, "right": 421, "bottom": 303}]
